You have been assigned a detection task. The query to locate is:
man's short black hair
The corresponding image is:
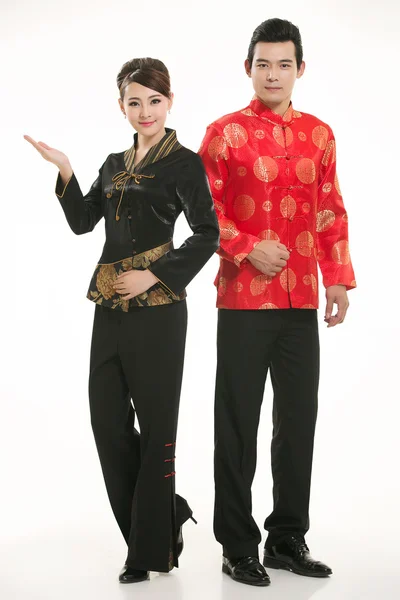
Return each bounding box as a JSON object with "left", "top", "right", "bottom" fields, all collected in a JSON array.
[{"left": 247, "top": 18, "right": 303, "bottom": 69}]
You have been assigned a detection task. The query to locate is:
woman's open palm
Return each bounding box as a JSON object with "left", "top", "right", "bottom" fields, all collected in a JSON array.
[{"left": 24, "top": 135, "right": 69, "bottom": 168}]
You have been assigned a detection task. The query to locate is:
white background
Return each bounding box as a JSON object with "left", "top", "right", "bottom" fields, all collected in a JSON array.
[{"left": 1, "top": 0, "right": 399, "bottom": 598}]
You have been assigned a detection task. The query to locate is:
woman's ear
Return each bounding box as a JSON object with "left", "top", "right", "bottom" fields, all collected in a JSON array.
[
  {"left": 168, "top": 92, "right": 174, "bottom": 112},
  {"left": 118, "top": 97, "right": 126, "bottom": 116}
]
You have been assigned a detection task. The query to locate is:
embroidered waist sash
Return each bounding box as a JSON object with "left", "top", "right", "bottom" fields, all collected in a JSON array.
[{"left": 87, "top": 241, "right": 186, "bottom": 311}]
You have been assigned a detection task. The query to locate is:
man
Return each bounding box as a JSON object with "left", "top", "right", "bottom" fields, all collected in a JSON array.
[{"left": 199, "top": 18, "right": 356, "bottom": 587}]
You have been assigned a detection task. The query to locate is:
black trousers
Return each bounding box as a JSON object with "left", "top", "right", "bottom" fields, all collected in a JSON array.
[
  {"left": 89, "top": 301, "right": 193, "bottom": 573},
  {"left": 214, "top": 309, "right": 319, "bottom": 559}
]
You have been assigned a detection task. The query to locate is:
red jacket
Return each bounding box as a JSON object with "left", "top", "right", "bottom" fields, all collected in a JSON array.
[{"left": 199, "top": 97, "right": 356, "bottom": 309}]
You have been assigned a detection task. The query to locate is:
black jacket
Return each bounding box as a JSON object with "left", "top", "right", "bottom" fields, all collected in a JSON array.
[{"left": 56, "top": 129, "right": 220, "bottom": 310}]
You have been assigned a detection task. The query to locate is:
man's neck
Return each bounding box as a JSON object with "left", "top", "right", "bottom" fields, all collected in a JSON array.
[{"left": 256, "top": 96, "right": 291, "bottom": 117}]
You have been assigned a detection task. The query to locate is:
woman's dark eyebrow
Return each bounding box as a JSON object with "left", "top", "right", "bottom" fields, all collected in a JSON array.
[{"left": 127, "top": 94, "right": 162, "bottom": 100}]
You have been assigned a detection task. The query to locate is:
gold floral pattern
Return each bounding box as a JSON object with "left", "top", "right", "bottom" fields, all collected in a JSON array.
[
  {"left": 96, "top": 264, "right": 117, "bottom": 300},
  {"left": 87, "top": 241, "right": 185, "bottom": 311}
]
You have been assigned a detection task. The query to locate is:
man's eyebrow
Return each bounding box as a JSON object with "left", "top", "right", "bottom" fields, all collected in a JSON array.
[{"left": 255, "top": 58, "right": 294, "bottom": 63}]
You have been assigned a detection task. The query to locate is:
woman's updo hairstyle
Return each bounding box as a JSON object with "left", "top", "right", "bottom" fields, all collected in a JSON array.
[{"left": 117, "top": 57, "right": 171, "bottom": 100}]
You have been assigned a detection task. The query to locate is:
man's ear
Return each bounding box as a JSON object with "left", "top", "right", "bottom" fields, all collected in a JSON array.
[{"left": 244, "top": 59, "right": 252, "bottom": 78}]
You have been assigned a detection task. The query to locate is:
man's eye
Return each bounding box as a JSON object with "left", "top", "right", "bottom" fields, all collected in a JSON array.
[
  {"left": 281, "top": 64, "right": 290, "bottom": 68},
  {"left": 258, "top": 64, "right": 267, "bottom": 68}
]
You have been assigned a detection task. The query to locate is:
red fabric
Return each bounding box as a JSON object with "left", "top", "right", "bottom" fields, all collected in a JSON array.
[{"left": 199, "top": 98, "right": 356, "bottom": 309}]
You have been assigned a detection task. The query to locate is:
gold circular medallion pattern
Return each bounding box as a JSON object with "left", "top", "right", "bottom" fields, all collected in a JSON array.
[
  {"left": 262, "top": 200, "right": 273, "bottom": 212},
  {"left": 312, "top": 126, "right": 329, "bottom": 150},
  {"left": 234, "top": 195, "right": 256, "bottom": 221},
  {"left": 280, "top": 268, "right": 297, "bottom": 292},
  {"left": 220, "top": 220, "right": 239, "bottom": 240},
  {"left": 322, "top": 140, "right": 336, "bottom": 166},
  {"left": 273, "top": 125, "right": 293, "bottom": 147},
  {"left": 280, "top": 195, "right": 296, "bottom": 219},
  {"left": 208, "top": 136, "right": 228, "bottom": 161},
  {"left": 218, "top": 277, "right": 227, "bottom": 296},
  {"left": 334, "top": 173, "right": 342, "bottom": 195},
  {"left": 332, "top": 240, "right": 350, "bottom": 265},
  {"left": 254, "top": 156, "right": 279, "bottom": 182},
  {"left": 296, "top": 158, "right": 316, "bottom": 184},
  {"left": 259, "top": 229, "right": 280, "bottom": 241},
  {"left": 223, "top": 123, "right": 248, "bottom": 148},
  {"left": 296, "top": 231, "right": 315, "bottom": 257},
  {"left": 250, "top": 274, "right": 273, "bottom": 296},
  {"left": 316, "top": 210, "right": 336, "bottom": 232},
  {"left": 259, "top": 302, "right": 279, "bottom": 309}
]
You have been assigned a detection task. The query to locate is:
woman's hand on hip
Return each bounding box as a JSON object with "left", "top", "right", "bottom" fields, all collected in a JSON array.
[{"left": 113, "top": 269, "right": 158, "bottom": 300}]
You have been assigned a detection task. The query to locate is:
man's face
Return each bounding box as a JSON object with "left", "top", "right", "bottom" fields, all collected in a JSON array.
[{"left": 245, "top": 41, "right": 305, "bottom": 110}]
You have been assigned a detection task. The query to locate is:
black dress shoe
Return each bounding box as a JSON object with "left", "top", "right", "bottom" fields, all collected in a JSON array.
[
  {"left": 222, "top": 556, "right": 271, "bottom": 586},
  {"left": 118, "top": 564, "right": 149, "bottom": 583},
  {"left": 263, "top": 535, "right": 332, "bottom": 578}
]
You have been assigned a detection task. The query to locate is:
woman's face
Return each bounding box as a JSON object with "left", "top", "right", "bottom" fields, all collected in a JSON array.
[{"left": 119, "top": 82, "right": 173, "bottom": 138}]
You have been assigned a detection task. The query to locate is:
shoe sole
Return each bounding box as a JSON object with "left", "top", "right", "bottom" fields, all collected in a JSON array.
[
  {"left": 119, "top": 575, "right": 150, "bottom": 584},
  {"left": 222, "top": 563, "right": 271, "bottom": 586},
  {"left": 263, "top": 556, "right": 332, "bottom": 578}
]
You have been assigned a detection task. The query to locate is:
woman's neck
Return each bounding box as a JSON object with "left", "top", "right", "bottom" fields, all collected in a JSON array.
[{"left": 136, "top": 128, "right": 166, "bottom": 152}]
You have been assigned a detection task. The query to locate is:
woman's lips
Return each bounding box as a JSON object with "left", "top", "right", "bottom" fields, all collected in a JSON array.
[{"left": 139, "top": 121, "right": 155, "bottom": 127}]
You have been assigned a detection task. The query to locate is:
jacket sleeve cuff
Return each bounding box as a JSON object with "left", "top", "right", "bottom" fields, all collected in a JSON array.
[
  {"left": 147, "top": 256, "right": 181, "bottom": 297},
  {"left": 55, "top": 172, "right": 74, "bottom": 198}
]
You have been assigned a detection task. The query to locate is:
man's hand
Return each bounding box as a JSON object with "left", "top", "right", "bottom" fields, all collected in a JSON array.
[
  {"left": 113, "top": 269, "right": 158, "bottom": 300},
  {"left": 247, "top": 240, "right": 290, "bottom": 276},
  {"left": 325, "top": 285, "right": 349, "bottom": 328}
]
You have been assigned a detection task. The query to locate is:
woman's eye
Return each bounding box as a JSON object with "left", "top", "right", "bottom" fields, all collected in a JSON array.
[
  {"left": 151, "top": 99, "right": 161, "bottom": 104},
  {"left": 129, "top": 102, "right": 139, "bottom": 107}
]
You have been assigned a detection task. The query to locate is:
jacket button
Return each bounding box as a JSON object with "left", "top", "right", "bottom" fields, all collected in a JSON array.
[
  {"left": 128, "top": 215, "right": 132, "bottom": 219},
  {"left": 132, "top": 238, "right": 136, "bottom": 243}
]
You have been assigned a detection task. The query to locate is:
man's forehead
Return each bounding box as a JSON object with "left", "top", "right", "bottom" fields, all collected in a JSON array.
[{"left": 254, "top": 41, "right": 296, "bottom": 59}]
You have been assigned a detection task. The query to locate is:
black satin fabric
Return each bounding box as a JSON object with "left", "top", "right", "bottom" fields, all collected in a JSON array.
[{"left": 56, "top": 139, "right": 219, "bottom": 297}]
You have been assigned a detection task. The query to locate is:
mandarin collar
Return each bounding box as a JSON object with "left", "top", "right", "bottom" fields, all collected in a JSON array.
[
  {"left": 249, "top": 96, "right": 295, "bottom": 126},
  {"left": 124, "top": 128, "right": 182, "bottom": 173}
]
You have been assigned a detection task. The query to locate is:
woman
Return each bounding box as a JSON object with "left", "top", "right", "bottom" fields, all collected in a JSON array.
[{"left": 25, "top": 57, "right": 219, "bottom": 583}]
